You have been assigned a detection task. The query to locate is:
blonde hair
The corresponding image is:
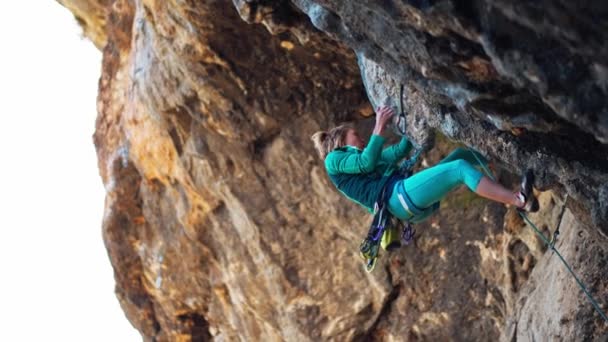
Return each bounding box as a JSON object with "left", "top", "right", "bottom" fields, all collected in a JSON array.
[{"left": 311, "top": 124, "right": 352, "bottom": 160}]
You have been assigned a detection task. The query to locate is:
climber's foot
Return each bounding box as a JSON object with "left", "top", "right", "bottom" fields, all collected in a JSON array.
[{"left": 516, "top": 169, "right": 539, "bottom": 213}]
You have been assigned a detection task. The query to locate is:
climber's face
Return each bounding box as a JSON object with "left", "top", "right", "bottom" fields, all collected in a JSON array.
[{"left": 345, "top": 128, "right": 365, "bottom": 150}]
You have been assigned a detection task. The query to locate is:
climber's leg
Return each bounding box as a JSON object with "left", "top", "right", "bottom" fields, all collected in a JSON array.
[
  {"left": 437, "top": 147, "right": 487, "bottom": 167},
  {"left": 434, "top": 149, "right": 535, "bottom": 208},
  {"left": 474, "top": 176, "right": 522, "bottom": 207},
  {"left": 401, "top": 159, "right": 484, "bottom": 208},
  {"left": 388, "top": 156, "right": 539, "bottom": 220},
  {"left": 389, "top": 159, "right": 524, "bottom": 213},
  {"left": 388, "top": 159, "right": 481, "bottom": 220},
  {"left": 436, "top": 147, "right": 499, "bottom": 180}
]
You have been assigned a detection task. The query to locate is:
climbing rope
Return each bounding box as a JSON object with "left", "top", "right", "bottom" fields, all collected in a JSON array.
[{"left": 469, "top": 149, "right": 608, "bottom": 324}]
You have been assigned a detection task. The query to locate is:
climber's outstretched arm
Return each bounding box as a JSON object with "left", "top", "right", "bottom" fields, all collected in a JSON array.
[{"left": 380, "top": 136, "right": 412, "bottom": 165}]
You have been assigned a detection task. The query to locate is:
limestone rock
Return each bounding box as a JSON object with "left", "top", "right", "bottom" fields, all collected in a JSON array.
[
  {"left": 57, "top": 0, "right": 608, "bottom": 340},
  {"left": 512, "top": 208, "right": 608, "bottom": 341}
]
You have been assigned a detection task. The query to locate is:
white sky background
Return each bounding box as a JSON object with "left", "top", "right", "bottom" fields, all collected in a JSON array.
[{"left": 0, "top": 2, "right": 140, "bottom": 341}]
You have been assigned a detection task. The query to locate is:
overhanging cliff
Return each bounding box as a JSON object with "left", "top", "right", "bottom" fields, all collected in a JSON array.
[{"left": 58, "top": 0, "right": 608, "bottom": 340}]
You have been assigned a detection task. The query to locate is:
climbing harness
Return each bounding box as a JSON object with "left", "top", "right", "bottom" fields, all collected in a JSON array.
[
  {"left": 359, "top": 174, "right": 400, "bottom": 272},
  {"left": 359, "top": 171, "right": 416, "bottom": 272},
  {"left": 468, "top": 149, "right": 608, "bottom": 324}
]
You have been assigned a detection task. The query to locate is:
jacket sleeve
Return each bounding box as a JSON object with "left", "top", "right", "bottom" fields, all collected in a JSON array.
[
  {"left": 325, "top": 134, "right": 386, "bottom": 174},
  {"left": 380, "top": 136, "right": 412, "bottom": 165}
]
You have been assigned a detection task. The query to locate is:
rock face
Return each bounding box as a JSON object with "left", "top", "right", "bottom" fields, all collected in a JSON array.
[{"left": 57, "top": 0, "right": 608, "bottom": 340}]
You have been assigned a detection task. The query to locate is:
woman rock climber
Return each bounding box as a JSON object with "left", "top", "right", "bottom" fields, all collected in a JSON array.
[{"left": 311, "top": 105, "right": 539, "bottom": 226}]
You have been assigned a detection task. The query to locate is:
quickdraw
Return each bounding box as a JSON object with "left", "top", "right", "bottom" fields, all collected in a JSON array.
[{"left": 359, "top": 173, "right": 404, "bottom": 272}]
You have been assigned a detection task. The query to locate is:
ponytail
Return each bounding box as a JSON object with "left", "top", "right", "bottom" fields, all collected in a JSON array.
[{"left": 311, "top": 131, "right": 330, "bottom": 159}]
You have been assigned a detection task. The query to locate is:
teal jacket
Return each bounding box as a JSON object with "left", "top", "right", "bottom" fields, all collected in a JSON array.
[{"left": 324, "top": 135, "right": 412, "bottom": 213}]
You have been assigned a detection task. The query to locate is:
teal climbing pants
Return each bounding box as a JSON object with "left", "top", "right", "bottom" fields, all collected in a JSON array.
[{"left": 387, "top": 148, "right": 487, "bottom": 222}]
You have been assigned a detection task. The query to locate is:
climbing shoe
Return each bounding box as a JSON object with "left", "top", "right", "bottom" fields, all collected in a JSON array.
[{"left": 517, "top": 169, "right": 539, "bottom": 213}]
